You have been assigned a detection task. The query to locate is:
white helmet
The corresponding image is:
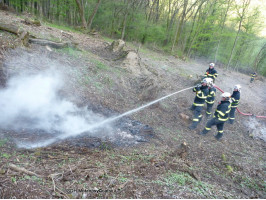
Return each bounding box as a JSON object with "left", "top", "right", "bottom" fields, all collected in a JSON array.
[
  {"left": 201, "top": 78, "right": 213, "bottom": 86},
  {"left": 221, "top": 92, "right": 231, "bottom": 100},
  {"left": 234, "top": 84, "right": 241, "bottom": 91},
  {"left": 209, "top": 63, "right": 215, "bottom": 67}
]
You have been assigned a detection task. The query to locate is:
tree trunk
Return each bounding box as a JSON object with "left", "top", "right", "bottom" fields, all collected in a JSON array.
[
  {"left": 214, "top": 0, "right": 231, "bottom": 63},
  {"left": 121, "top": 12, "right": 128, "bottom": 40},
  {"left": 87, "top": 0, "right": 102, "bottom": 30},
  {"left": 75, "top": 0, "right": 87, "bottom": 29},
  {"left": 171, "top": 17, "right": 180, "bottom": 54},
  {"left": 175, "top": 0, "right": 188, "bottom": 48},
  {"left": 226, "top": 0, "right": 250, "bottom": 70},
  {"left": 252, "top": 43, "right": 266, "bottom": 71}
]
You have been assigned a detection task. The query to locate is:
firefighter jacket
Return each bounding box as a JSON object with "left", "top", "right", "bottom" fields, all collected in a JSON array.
[
  {"left": 193, "top": 85, "right": 209, "bottom": 106},
  {"left": 214, "top": 100, "right": 231, "bottom": 121},
  {"left": 231, "top": 91, "right": 240, "bottom": 108},
  {"left": 250, "top": 73, "right": 257, "bottom": 78},
  {"left": 206, "top": 87, "right": 216, "bottom": 104},
  {"left": 204, "top": 68, "right": 218, "bottom": 80}
]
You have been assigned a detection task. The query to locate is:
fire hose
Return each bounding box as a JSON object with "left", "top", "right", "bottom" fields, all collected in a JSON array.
[{"left": 214, "top": 85, "right": 266, "bottom": 119}]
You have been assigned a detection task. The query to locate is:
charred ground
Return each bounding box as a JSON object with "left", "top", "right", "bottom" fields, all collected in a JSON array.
[{"left": 0, "top": 10, "right": 265, "bottom": 199}]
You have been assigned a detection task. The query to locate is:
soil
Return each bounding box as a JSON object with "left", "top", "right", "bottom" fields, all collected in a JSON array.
[{"left": 0, "top": 10, "right": 265, "bottom": 199}]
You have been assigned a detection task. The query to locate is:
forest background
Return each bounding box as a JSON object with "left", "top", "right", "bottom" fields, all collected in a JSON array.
[{"left": 1, "top": 0, "right": 266, "bottom": 75}]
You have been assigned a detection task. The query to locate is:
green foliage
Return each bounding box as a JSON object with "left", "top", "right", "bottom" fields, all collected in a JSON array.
[
  {"left": 1, "top": 153, "right": 11, "bottom": 158},
  {"left": 0, "top": 139, "right": 8, "bottom": 147},
  {"left": 11, "top": 176, "right": 16, "bottom": 183},
  {"left": 226, "top": 165, "right": 233, "bottom": 173},
  {"left": 4, "top": 0, "right": 266, "bottom": 76},
  {"left": 240, "top": 176, "right": 265, "bottom": 191},
  {"left": 56, "top": 47, "right": 81, "bottom": 58},
  {"left": 165, "top": 172, "right": 192, "bottom": 186}
]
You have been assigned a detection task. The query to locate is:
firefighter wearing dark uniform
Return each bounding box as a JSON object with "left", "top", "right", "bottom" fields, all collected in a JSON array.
[
  {"left": 204, "top": 63, "right": 218, "bottom": 82},
  {"left": 229, "top": 85, "right": 241, "bottom": 124},
  {"left": 189, "top": 78, "right": 210, "bottom": 130},
  {"left": 206, "top": 83, "right": 216, "bottom": 117},
  {"left": 250, "top": 72, "right": 257, "bottom": 83},
  {"left": 199, "top": 92, "right": 231, "bottom": 140}
]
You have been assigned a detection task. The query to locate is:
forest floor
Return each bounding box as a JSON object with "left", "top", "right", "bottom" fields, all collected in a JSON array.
[{"left": 0, "top": 10, "right": 265, "bottom": 199}]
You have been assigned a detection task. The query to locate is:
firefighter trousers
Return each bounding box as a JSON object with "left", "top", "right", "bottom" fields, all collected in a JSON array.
[
  {"left": 229, "top": 107, "right": 236, "bottom": 124},
  {"left": 191, "top": 105, "right": 203, "bottom": 123},
  {"left": 206, "top": 103, "right": 214, "bottom": 117},
  {"left": 203, "top": 118, "right": 225, "bottom": 134}
]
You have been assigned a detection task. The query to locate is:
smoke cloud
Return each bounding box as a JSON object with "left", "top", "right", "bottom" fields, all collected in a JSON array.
[{"left": 0, "top": 49, "right": 115, "bottom": 148}]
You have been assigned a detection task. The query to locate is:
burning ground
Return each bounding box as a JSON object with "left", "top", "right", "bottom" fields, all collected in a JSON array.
[{"left": 0, "top": 11, "right": 266, "bottom": 199}]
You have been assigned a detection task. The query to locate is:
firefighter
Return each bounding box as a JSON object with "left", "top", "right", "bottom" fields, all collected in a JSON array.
[
  {"left": 199, "top": 92, "right": 231, "bottom": 140},
  {"left": 204, "top": 63, "right": 218, "bottom": 82},
  {"left": 250, "top": 72, "right": 257, "bottom": 83},
  {"left": 229, "top": 85, "right": 241, "bottom": 124},
  {"left": 205, "top": 79, "right": 216, "bottom": 118},
  {"left": 189, "top": 78, "right": 211, "bottom": 130}
]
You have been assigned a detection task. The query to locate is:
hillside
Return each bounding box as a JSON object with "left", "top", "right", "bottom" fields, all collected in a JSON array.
[{"left": 0, "top": 10, "right": 265, "bottom": 199}]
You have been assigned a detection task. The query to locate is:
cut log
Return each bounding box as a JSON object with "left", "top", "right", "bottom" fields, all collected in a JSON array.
[
  {"left": 29, "top": 38, "right": 68, "bottom": 49},
  {"left": 0, "top": 22, "right": 23, "bottom": 35}
]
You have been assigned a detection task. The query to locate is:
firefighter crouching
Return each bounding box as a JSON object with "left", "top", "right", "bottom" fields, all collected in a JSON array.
[
  {"left": 199, "top": 92, "right": 231, "bottom": 140},
  {"left": 205, "top": 79, "right": 216, "bottom": 118},
  {"left": 229, "top": 85, "right": 241, "bottom": 124},
  {"left": 189, "top": 78, "right": 211, "bottom": 130},
  {"left": 204, "top": 63, "right": 218, "bottom": 83}
]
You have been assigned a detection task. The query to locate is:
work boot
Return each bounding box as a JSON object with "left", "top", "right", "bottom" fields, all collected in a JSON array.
[
  {"left": 215, "top": 133, "right": 223, "bottom": 140},
  {"left": 189, "top": 122, "right": 198, "bottom": 130},
  {"left": 198, "top": 129, "right": 208, "bottom": 135}
]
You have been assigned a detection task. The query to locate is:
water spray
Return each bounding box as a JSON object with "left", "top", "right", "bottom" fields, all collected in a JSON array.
[
  {"left": 17, "top": 86, "right": 194, "bottom": 148},
  {"left": 73, "top": 85, "right": 195, "bottom": 136}
]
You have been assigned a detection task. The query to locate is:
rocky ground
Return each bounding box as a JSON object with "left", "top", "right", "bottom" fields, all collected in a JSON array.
[{"left": 0, "top": 10, "right": 265, "bottom": 199}]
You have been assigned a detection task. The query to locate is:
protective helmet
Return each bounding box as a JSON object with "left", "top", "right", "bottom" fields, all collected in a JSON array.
[
  {"left": 234, "top": 84, "right": 241, "bottom": 91},
  {"left": 201, "top": 78, "right": 213, "bottom": 86},
  {"left": 209, "top": 63, "right": 215, "bottom": 67},
  {"left": 221, "top": 92, "right": 231, "bottom": 100}
]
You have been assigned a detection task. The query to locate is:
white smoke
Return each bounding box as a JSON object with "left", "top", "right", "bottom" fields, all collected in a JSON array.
[
  {"left": 0, "top": 68, "right": 114, "bottom": 148},
  {"left": 0, "top": 49, "right": 116, "bottom": 148}
]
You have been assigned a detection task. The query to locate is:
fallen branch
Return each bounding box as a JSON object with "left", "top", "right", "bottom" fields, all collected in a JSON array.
[{"left": 9, "top": 163, "right": 40, "bottom": 177}]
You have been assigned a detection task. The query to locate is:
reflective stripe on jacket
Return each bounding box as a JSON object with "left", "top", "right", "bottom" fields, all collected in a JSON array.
[
  {"left": 206, "top": 87, "right": 216, "bottom": 104},
  {"left": 231, "top": 91, "right": 240, "bottom": 108},
  {"left": 204, "top": 68, "right": 218, "bottom": 79},
  {"left": 214, "top": 101, "right": 231, "bottom": 121},
  {"left": 193, "top": 85, "right": 209, "bottom": 106}
]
